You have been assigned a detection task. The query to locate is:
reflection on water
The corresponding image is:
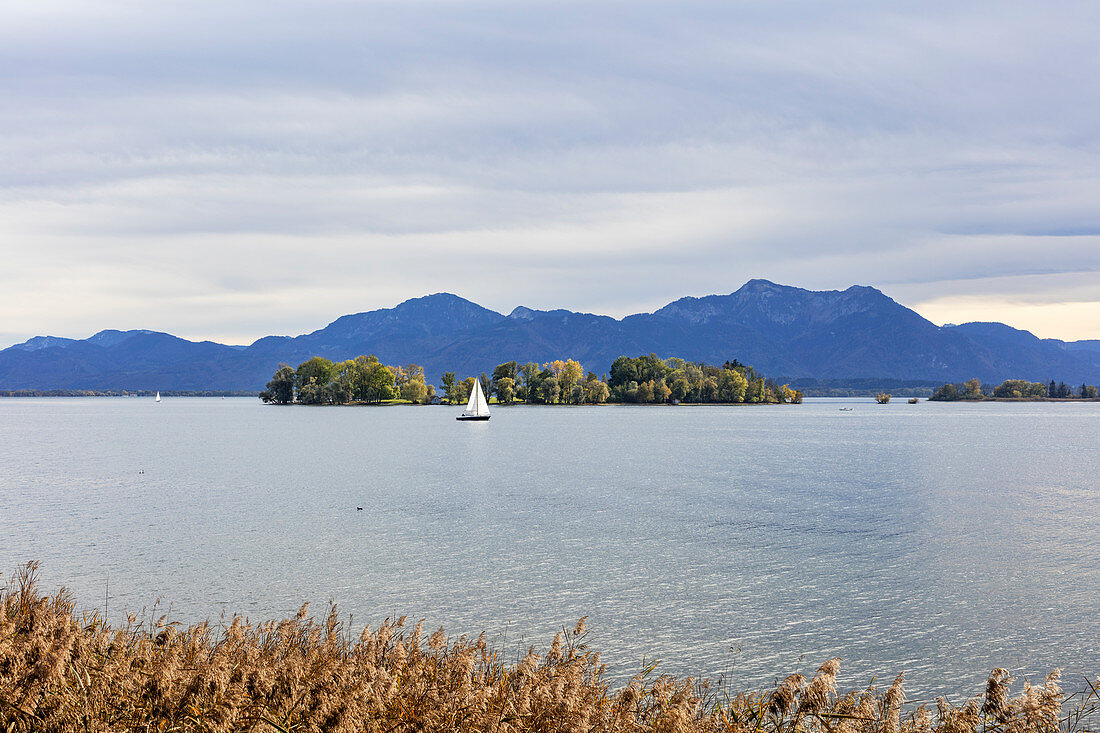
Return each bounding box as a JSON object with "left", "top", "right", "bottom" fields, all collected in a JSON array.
[{"left": 1, "top": 397, "right": 1098, "bottom": 700}]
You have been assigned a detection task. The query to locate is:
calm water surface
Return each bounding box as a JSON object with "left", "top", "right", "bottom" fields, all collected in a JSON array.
[{"left": 1, "top": 397, "right": 1097, "bottom": 701}]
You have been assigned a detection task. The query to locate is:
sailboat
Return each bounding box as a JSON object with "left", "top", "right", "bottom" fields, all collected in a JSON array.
[
  {"left": 456, "top": 379, "right": 490, "bottom": 421},
  {"left": 155, "top": 391, "right": 161, "bottom": 402}
]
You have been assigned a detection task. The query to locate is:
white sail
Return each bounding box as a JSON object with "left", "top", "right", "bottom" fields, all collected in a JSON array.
[
  {"left": 463, "top": 380, "right": 490, "bottom": 417},
  {"left": 155, "top": 391, "right": 161, "bottom": 402},
  {"left": 474, "top": 379, "right": 490, "bottom": 415}
]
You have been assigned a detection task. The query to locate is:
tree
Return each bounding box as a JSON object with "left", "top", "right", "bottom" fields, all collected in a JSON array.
[
  {"left": 539, "top": 375, "right": 560, "bottom": 404},
  {"left": 479, "top": 372, "right": 492, "bottom": 403},
  {"left": 746, "top": 378, "right": 768, "bottom": 403},
  {"left": 930, "top": 383, "right": 960, "bottom": 401},
  {"left": 994, "top": 379, "right": 1046, "bottom": 399},
  {"left": 495, "top": 377, "right": 515, "bottom": 404},
  {"left": 331, "top": 360, "right": 357, "bottom": 404},
  {"left": 441, "top": 372, "right": 459, "bottom": 404},
  {"left": 559, "top": 359, "right": 584, "bottom": 403},
  {"left": 608, "top": 356, "right": 638, "bottom": 389},
  {"left": 260, "top": 364, "right": 295, "bottom": 404},
  {"left": 362, "top": 361, "right": 396, "bottom": 402},
  {"left": 1049, "top": 379, "right": 1057, "bottom": 398},
  {"left": 459, "top": 377, "right": 476, "bottom": 404},
  {"left": 400, "top": 364, "right": 425, "bottom": 385},
  {"left": 652, "top": 378, "right": 671, "bottom": 403},
  {"left": 400, "top": 378, "right": 427, "bottom": 403},
  {"left": 519, "top": 362, "right": 540, "bottom": 403},
  {"left": 1082, "top": 384, "right": 1099, "bottom": 399},
  {"left": 963, "top": 378, "right": 982, "bottom": 399},
  {"left": 670, "top": 377, "right": 691, "bottom": 402},
  {"left": 717, "top": 369, "right": 748, "bottom": 403},
  {"left": 584, "top": 378, "right": 609, "bottom": 403},
  {"left": 295, "top": 357, "right": 336, "bottom": 404},
  {"left": 492, "top": 361, "right": 518, "bottom": 385},
  {"left": 699, "top": 377, "right": 718, "bottom": 402}
]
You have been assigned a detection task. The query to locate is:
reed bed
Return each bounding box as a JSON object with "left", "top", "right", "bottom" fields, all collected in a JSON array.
[{"left": 2, "top": 562, "right": 1097, "bottom": 733}]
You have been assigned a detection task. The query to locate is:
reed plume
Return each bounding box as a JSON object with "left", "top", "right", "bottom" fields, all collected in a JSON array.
[{"left": 1, "top": 563, "right": 1097, "bottom": 733}]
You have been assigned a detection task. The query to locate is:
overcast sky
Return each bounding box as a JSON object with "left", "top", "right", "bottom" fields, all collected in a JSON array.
[{"left": 2, "top": 0, "right": 1098, "bottom": 347}]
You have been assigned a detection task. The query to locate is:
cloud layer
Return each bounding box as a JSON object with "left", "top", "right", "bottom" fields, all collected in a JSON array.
[{"left": 2, "top": 0, "right": 1098, "bottom": 345}]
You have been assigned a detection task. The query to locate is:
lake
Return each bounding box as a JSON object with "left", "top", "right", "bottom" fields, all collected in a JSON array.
[{"left": 1, "top": 397, "right": 1097, "bottom": 703}]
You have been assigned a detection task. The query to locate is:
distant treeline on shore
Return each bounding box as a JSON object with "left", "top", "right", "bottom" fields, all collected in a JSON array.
[
  {"left": 0, "top": 389, "right": 258, "bottom": 398},
  {"left": 259, "top": 354, "right": 804, "bottom": 406},
  {"left": 929, "top": 378, "right": 1100, "bottom": 401}
]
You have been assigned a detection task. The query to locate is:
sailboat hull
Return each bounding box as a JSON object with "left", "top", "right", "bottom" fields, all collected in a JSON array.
[{"left": 456, "top": 415, "right": 490, "bottom": 421}]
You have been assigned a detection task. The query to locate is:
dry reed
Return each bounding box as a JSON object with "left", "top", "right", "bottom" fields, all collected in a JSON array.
[{"left": 2, "top": 562, "right": 1097, "bottom": 733}]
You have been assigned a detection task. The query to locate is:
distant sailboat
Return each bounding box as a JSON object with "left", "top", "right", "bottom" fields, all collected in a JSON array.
[
  {"left": 155, "top": 391, "right": 161, "bottom": 402},
  {"left": 456, "top": 380, "right": 490, "bottom": 421}
]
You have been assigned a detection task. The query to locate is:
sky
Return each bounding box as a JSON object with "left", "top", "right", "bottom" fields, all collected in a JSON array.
[{"left": 2, "top": 0, "right": 1099, "bottom": 347}]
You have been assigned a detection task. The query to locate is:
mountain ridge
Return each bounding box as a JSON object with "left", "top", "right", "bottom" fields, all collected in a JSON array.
[{"left": 3, "top": 281, "right": 1098, "bottom": 390}]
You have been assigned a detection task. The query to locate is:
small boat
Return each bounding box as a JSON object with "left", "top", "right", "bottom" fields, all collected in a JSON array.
[
  {"left": 457, "top": 379, "right": 490, "bottom": 421},
  {"left": 908, "top": 397, "right": 919, "bottom": 404},
  {"left": 838, "top": 407, "right": 853, "bottom": 411},
  {"left": 155, "top": 391, "right": 161, "bottom": 402}
]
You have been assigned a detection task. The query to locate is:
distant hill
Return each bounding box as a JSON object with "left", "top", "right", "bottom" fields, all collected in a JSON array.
[{"left": 2, "top": 280, "right": 1098, "bottom": 390}]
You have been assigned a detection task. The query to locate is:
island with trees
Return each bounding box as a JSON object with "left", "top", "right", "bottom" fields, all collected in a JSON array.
[
  {"left": 259, "top": 354, "right": 804, "bottom": 406},
  {"left": 929, "top": 378, "right": 1099, "bottom": 401}
]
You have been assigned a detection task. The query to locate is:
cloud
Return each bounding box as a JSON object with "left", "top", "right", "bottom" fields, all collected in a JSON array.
[{"left": 1, "top": 0, "right": 1098, "bottom": 345}]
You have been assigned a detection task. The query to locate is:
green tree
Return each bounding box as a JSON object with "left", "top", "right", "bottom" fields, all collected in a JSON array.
[
  {"left": 330, "top": 360, "right": 357, "bottom": 404},
  {"left": 441, "top": 372, "right": 459, "bottom": 404},
  {"left": 584, "top": 378, "right": 610, "bottom": 404},
  {"left": 670, "top": 377, "right": 691, "bottom": 402},
  {"left": 653, "top": 378, "right": 672, "bottom": 403},
  {"left": 539, "top": 375, "right": 560, "bottom": 404},
  {"left": 459, "top": 377, "right": 476, "bottom": 404},
  {"left": 930, "top": 383, "right": 960, "bottom": 401},
  {"left": 362, "top": 361, "right": 396, "bottom": 402},
  {"left": 295, "top": 357, "right": 335, "bottom": 405},
  {"left": 519, "top": 362, "right": 540, "bottom": 403},
  {"left": 259, "top": 364, "right": 295, "bottom": 404},
  {"left": 608, "top": 356, "right": 638, "bottom": 389},
  {"left": 717, "top": 369, "right": 748, "bottom": 403},
  {"left": 699, "top": 377, "right": 718, "bottom": 402},
  {"left": 492, "top": 361, "right": 518, "bottom": 393},
  {"left": 400, "top": 378, "right": 428, "bottom": 404},
  {"left": 495, "top": 377, "right": 515, "bottom": 404}
]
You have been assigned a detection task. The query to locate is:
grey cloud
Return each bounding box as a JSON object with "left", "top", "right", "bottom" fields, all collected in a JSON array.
[{"left": 1, "top": 0, "right": 1098, "bottom": 344}]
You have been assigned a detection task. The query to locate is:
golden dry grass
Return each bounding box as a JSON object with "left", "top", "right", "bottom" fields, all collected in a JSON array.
[{"left": 2, "top": 562, "right": 1097, "bottom": 733}]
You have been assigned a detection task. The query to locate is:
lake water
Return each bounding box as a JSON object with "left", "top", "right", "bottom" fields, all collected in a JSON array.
[{"left": 1, "top": 397, "right": 1097, "bottom": 702}]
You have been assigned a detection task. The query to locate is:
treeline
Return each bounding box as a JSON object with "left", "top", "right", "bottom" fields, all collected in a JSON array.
[
  {"left": 930, "top": 378, "right": 1100, "bottom": 401},
  {"left": 260, "top": 356, "right": 436, "bottom": 405},
  {"left": 260, "top": 354, "right": 802, "bottom": 405},
  {"left": 606, "top": 355, "right": 801, "bottom": 403}
]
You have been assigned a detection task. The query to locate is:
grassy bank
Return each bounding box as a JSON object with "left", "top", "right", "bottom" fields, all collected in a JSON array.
[{"left": 2, "top": 563, "right": 1096, "bottom": 733}]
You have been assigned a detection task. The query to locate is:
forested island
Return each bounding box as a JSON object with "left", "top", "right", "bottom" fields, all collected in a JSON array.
[
  {"left": 929, "top": 378, "right": 1100, "bottom": 401},
  {"left": 259, "top": 354, "right": 803, "bottom": 406}
]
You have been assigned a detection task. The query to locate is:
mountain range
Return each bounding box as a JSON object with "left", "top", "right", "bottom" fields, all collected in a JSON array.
[{"left": 3, "top": 279, "right": 1099, "bottom": 391}]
